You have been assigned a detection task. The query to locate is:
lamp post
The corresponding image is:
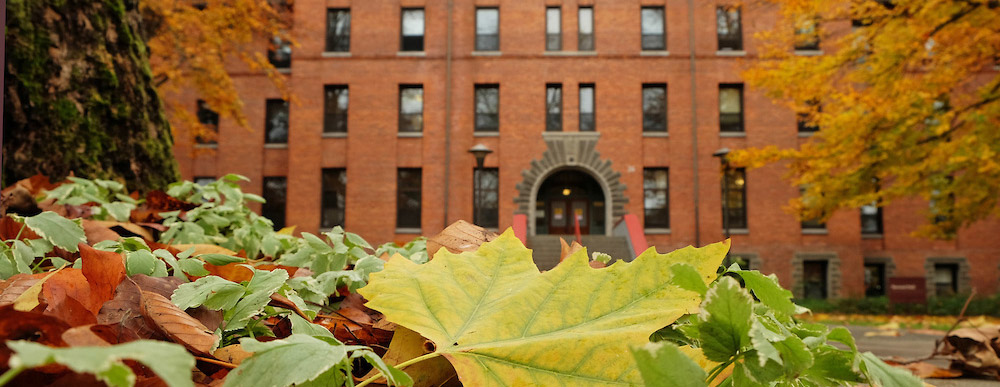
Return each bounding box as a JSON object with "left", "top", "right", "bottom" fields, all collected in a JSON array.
[
  {"left": 713, "top": 148, "right": 731, "bottom": 266},
  {"left": 468, "top": 143, "right": 493, "bottom": 226}
]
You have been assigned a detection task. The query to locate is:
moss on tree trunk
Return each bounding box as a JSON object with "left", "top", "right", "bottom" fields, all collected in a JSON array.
[{"left": 3, "top": 0, "right": 179, "bottom": 191}]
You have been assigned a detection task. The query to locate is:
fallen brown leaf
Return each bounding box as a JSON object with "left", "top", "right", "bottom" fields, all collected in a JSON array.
[
  {"left": 140, "top": 290, "right": 217, "bottom": 356},
  {"left": 425, "top": 220, "right": 497, "bottom": 255},
  {"left": 0, "top": 305, "right": 70, "bottom": 366},
  {"left": 0, "top": 274, "right": 39, "bottom": 306},
  {"left": 97, "top": 280, "right": 166, "bottom": 340},
  {"left": 360, "top": 326, "right": 458, "bottom": 387},
  {"left": 213, "top": 344, "right": 253, "bottom": 366}
]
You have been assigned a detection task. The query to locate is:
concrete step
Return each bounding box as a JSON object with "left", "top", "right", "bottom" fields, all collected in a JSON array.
[{"left": 526, "top": 235, "right": 632, "bottom": 271}]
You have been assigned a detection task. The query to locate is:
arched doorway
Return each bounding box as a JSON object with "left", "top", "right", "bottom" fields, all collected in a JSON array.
[{"left": 535, "top": 169, "right": 606, "bottom": 235}]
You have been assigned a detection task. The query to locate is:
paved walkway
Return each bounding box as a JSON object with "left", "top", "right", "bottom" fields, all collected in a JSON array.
[{"left": 844, "top": 325, "right": 999, "bottom": 386}]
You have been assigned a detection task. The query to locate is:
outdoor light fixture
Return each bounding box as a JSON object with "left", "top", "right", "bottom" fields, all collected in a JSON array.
[
  {"left": 468, "top": 144, "right": 493, "bottom": 226},
  {"left": 562, "top": 188, "right": 571, "bottom": 196}
]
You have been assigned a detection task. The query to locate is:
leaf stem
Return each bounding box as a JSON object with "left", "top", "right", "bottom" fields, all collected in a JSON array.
[
  {"left": 14, "top": 222, "right": 27, "bottom": 241},
  {"left": 0, "top": 366, "right": 25, "bottom": 386},
  {"left": 355, "top": 352, "right": 443, "bottom": 387},
  {"left": 706, "top": 352, "right": 744, "bottom": 385}
]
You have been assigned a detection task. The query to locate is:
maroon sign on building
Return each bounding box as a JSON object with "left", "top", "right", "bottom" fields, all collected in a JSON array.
[{"left": 888, "top": 277, "right": 927, "bottom": 304}]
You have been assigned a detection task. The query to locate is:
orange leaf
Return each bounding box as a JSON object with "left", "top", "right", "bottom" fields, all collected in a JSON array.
[
  {"left": 140, "top": 291, "right": 217, "bottom": 356},
  {"left": 79, "top": 243, "right": 126, "bottom": 314}
]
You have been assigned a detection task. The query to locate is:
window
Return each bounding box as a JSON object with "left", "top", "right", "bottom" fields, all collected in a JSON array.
[
  {"left": 864, "top": 263, "right": 886, "bottom": 297},
  {"left": 546, "top": 7, "right": 561, "bottom": 51},
  {"left": 716, "top": 6, "right": 742, "bottom": 51},
  {"left": 578, "top": 7, "right": 594, "bottom": 51},
  {"left": 797, "top": 99, "right": 820, "bottom": 132},
  {"left": 267, "top": 36, "right": 292, "bottom": 68},
  {"left": 193, "top": 176, "right": 215, "bottom": 186},
  {"left": 794, "top": 17, "right": 820, "bottom": 51},
  {"left": 473, "top": 168, "right": 499, "bottom": 228},
  {"left": 264, "top": 99, "right": 289, "bottom": 144},
  {"left": 476, "top": 8, "right": 500, "bottom": 51},
  {"left": 321, "top": 169, "right": 346, "bottom": 228},
  {"left": 399, "top": 85, "right": 423, "bottom": 133},
  {"left": 802, "top": 260, "right": 828, "bottom": 299},
  {"left": 262, "top": 177, "right": 287, "bottom": 230},
  {"left": 195, "top": 100, "right": 219, "bottom": 145},
  {"left": 475, "top": 85, "right": 499, "bottom": 132},
  {"left": 640, "top": 7, "right": 665, "bottom": 50},
  {"left": 323, "top": 85, "right": 348, "bottom": 133},
  {"left": 933, "top": 263, "right": 958, "bottom": 297},
  {"left": 401, "top": 8, "right": 425, "bottom": 51},
  {"left": 799, "top": 186, "right": 825, "bottom": 231},
  {"left": 643, "top": 169, "right": 669, "bottom": 229},
  {"left": 579, "top": 84, "right": 595, "bottom": 131},
  {"left": 642, "top": 84, "right": 667, "bottom": 132},
  {"left": 861, "top": 202, "right": 883, "bottom": 235},
  {"left": 326, "top": 9, "right": 351, "bottom": 52},
  {"left": 546, "top": 84, "right": 562, "bottom": 132},
  {"left": 719, "top": 84, "right": 744, "bottom": 132},
  {"left": 397, "top": 168, "right": 422, "bottom": 229},
  {"left": 723, "top": 168, "right": 747, "bottom": 229}
]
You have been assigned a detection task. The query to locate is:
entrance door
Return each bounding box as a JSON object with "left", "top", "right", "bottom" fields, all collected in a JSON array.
[{"left": 548, "top": 199, "right": 589, "bottom": 234}]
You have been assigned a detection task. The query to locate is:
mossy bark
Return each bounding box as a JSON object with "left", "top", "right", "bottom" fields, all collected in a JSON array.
[{"left": 3, "top": 0, "right": 179, "bottom": 191}]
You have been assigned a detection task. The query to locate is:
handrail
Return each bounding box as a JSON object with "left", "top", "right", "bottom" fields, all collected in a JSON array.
[{"left": 613, "top": 214, "right": 649, "bottom": 259}]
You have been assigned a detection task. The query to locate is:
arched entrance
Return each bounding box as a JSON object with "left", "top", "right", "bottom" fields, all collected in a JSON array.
[{"left": 535, "top": 170, "right": 606, "bottom": 235}]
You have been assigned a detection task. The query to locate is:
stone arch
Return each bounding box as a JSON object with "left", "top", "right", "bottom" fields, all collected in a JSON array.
[{"left": 513, "top": 132, "right": 627, "bottom": 236}]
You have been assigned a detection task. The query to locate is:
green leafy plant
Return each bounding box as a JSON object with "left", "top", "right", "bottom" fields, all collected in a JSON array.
[
  {"left": 645, "top": 268, "right": 924, "bottom": 387},
  {"left": 43, "top": 177, "right": 139, "bottom": 222},
  {"left": 2, "top": 340, "right": 195, "bottom": 387},
  {"left": 0, "top": 211, "right": 86, "bottom": 278}
]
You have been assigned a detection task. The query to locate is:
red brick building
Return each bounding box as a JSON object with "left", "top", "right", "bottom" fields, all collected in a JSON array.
[{"left": 172, "top": 0, "right": 1000, "bottom": 299}]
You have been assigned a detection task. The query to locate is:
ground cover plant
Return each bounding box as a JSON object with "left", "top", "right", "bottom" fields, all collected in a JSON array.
[{"left": 0, "top": 175, "right": 922, "bottom": 386}]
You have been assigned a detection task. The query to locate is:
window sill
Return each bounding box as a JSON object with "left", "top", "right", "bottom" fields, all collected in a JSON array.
[
  {"left": 645, "top": 228, "right": 671, "bottom": 235},
  {"left": 719, "top": 131, "right": 746, "bottom": 138},
  {"left": 276, "top": 68, "right": 291, "bottom": 74},
  {"left": 640, "top": 50, "right": 670, "bottom": 56},
  {"left": 397, "top": 51, "right": 426, "bottom": 57},
  {"left": 726, "top": 228, "right": 749, "bottom": 235},
  {"left": 801, "top": 229, "right": 828, "bottom": 235},
  {"left": 321, "top": 52, "right": 352, "bottom": 58},
  {"left": 642, "top": 131, "right": 669, "bottom": 138},
  {"left": 322, "top": 132, "right": 348, "bottom": 138},
  {"left": 194, "top": 143, "right": 218, "bottom": 149},
  {"left": 398, "top": 132, "right": 423, "bottom": 138},
  {"left": 862, "top": 233, "right": 884, "bottom": 239},
  {"left": 798, "top": 131, "right": 817, "bottom": 138},
  {"left": 395, "top": 228, "right": 422, "bottom": 234},
  {"left": 543, "top": 51, "right": 598, "bottom": 57},
  {"left": 716, "top": 50, "right": 746, "bottom": 56},
  {"left": 264, "top": 143, "right": 288, "bottom": 149},
  {"left": 794, "top": 49, "right": 824, "bottom": 56},
  {"left": 471, "top": 51, "right": 501, "bottom": 56},
  {"left": 473, "top": 131, "right": 499, "bottom": 137}
]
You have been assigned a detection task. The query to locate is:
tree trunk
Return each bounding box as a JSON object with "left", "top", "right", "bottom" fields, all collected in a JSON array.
[{"left": 3, "top": 0, "right": 179, "bottom": 191}]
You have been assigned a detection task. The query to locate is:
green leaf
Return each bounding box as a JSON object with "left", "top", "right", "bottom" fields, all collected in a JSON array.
[
  {"left": 102, "top": 202, "right": 136, "bottom": 222},
  {"left": 224, "top": 335, "right": 353, "bottom": 387},
  {"left": 632, "top": 342, "right": 709, "bottom": 387},
  {"left": 771, "top": 334, "right": 813, "bottom": 377},
  {"left": 344, "top": 231, "right": 372, "bottom": 249},
  {"left": 360, "top": 230, "right": 729, "bottom": 386},
  {"left": 289, "top": 313, "right": 334, "bottom": 338},
  {"left": 859, "top": 352, "right": 923, "bottom": 387},
  {"left": 801, "top": 347, "right": 863, "bottom": 385},
  {"left": 735, "top": 270, "right": 803, "bottom": 320},
  {"left": 352, "top": 349, "right": 414, "bottom": 387},
  {"left": 172, "top": 276, "right": 245, "bottom": 310},
  {"left": 198, "top": 253, "right": 245, "bottom": 266},
  {"left": 224, "top": 268, "right": 289, "bottom": 331},
  {"left": 177, "top": 258, "right": 210, "bottom": 276},
  {"left": 826, "top": 326, "right": 857, "bottom": 352},
  {"left": 698, "top": 276, "right": 753, "bottom": 362},
  {"left": 7, "top": 340, "right": 195, "bottom": 387},
  {"left": 125, "top": 250, "right": 158, "bottom": 276},
  {"left": 671, "top": 263, "right": 709, "bottom": 297},
  {"left": 12, "top": 240, "right": 36, "bottom": 274},
  {"left": 19, "top": 212, "right": 86, "bottom": 253}
]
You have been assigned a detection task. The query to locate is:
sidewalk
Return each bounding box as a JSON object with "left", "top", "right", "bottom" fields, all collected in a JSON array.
[{"left": 843, "top": 325, "right": 1000, "bottom": 386}]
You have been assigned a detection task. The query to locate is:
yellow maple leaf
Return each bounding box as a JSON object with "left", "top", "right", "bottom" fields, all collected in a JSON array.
[{"left": 360, "top": 229, "right": 729, "bottom": 386}]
